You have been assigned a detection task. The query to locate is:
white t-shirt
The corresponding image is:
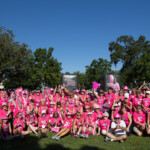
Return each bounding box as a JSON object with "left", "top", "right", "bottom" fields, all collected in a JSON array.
[{"left": 111, "top": 120, "right": 126, "bottom": 135}]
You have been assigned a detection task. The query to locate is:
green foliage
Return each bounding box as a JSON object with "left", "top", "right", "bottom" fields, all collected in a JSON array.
[
  {"left": 32, "top": 47, "right": 62, "bottom": 87},
  {"left": 0, "top": 27, "right": 62, "bottom": 89},
  {"left": 85, "top": 58, "right": 111, "bottom": 89},
  {"left": 73, "top": 71, "right": 87, "bottom": 89},
  {"left": 109, "top": 35, "right": 150, "bottom": 87}
]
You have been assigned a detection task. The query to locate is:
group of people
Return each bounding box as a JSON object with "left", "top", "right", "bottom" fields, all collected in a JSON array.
[{"left": 0, "top": 83, "right": 150, "bottom": 143}]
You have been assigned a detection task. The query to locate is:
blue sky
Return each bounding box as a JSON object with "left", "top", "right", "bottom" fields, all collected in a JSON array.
[{"left": 1, "top": 0, "right": 150, "bottom": 73}]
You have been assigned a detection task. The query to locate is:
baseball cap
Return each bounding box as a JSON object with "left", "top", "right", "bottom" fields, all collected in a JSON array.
[
  {"left": 124, "top": 86, "right": 128, "bottom": 90},
  {"left": 146, "top": 91, "right": 150, "bottom": 95},
  {"left": 113, "top": 103, "right": 118, "bottom": 107},
  {"left": 2, "top": 102, "right": 7, "bottom": 106},
  {"left": 114, "top": 114, "right": 120, "bottom": 118}
]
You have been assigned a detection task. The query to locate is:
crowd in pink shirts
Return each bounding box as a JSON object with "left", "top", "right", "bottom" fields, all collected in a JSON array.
[{"left": 0, "top": 84, "right": 150, "bottom": 143}]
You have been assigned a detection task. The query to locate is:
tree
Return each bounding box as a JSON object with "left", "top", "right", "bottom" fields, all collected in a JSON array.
[
  {"left": 85, "top": 58, "right": 111, "bottom": 89},
  {"left": 109, "top": 35, "right": 150, "bottom": 87},
  {"left": 32, "top": 47, "right": 62, "bottom": 88},
  {"left": 73, "top": 71, "right": 87, "bottom": 89},
  {"left": 0, "top": 27, "right": 33, "bottom": 89}
]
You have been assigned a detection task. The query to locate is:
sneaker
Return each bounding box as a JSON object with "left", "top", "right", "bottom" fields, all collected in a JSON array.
[
  {"left": 85, "top": 135, "right": 89, "bottom": 139},
  {"left": 75, "top": 134, "right": 79, "bottom": 138},
  {"left": 80, "top": 134, "right": 85, "bottom": 138},
  {"left": 56, "top": 136, "right": 60, "bottom": 141},
  {"left": 104, "top": 137, "right": 112, "bottom": 142},
  {"left": 52, "top": 135, "right": 57, "bottom": 140}
]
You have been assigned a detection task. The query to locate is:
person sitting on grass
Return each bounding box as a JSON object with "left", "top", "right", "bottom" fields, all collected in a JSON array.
[
  {"left": 105, "top": 114, "right": 127, "bottom": 143},
  {"left": 0, "top": 116, "right": 18, "bottom": 140},
  {"left": 38, "top": 110, "right": 49, "bottom": 138},
  {"left": 26, "top": 112, "right": 39, "bottom": 136},
  {"left": 13, "top": 112, "right": 30, "bottom": 139},
  {"left": 120, "top": 106, "right": 132, "bottom": 136},
  {"left": 51, "top": 112, "right": 73, "bottom": 141},
  {"left": 97, "top": 112, "right": 110, "bottom": 136},
  {"left": 80, "top": 112, "right": 96, "bottom": 139},
  {"left": 133, "top": 105, "right": 146, "bottom": 136},
  {"left": 72, "top": 112, "right": 84, "bottom": 137},
  {"left": 48, "top": 111, "right": 62, "bottom": 133}
]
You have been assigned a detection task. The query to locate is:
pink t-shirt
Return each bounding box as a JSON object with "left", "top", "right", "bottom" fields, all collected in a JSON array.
[
  {"left": 48, "top": 107, "right": 56, "bottom": 118},
  {"left": 2, "top": 123, "right": 9, "bottom": 135},
  {"left": 92, "top": 111, "right": 103, "bottom": 122},
  {"left": 142, "top": 98, "right": 150, "bottom": 108},
  {"left": 0, "top": 98, "right": 8, "bottom": 107},
  {"left": 99, "top": 119, "right": 111, "bottom": 130},
  {"left": 120, "top": 111, "right": 129, "bottom": 125},
  {"left": 13, "top": 118, "right": 24, "bottom": 131},
  {"left": 63, "top": 118, "right": 72, "bottom": 129},
  {"left": 27, "top": 116, "right": 38, "bottom": 127},
  {"left": 38, "top": 116, "right": 49, "bottom": 128},
  {"left": 49, "top": 117, "right": 62, "bottom": 126},
  {"left": 133, "top": 111, "right": 146, "bottom": 127},
  {"left": 133, "top": 97, "right": 143, "bottom": 107},
  {"left": 13, "top": 108, "right": 26, "bottom": 119},
  {"left": 129, "top": 94, "right": 135, "bottom": 102},
  {"left": 105, "top": 93, "right": 116, "bottom": 107}
]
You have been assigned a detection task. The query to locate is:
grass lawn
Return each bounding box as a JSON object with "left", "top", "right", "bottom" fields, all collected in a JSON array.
[{"left": 1, "top": 133, "right": 150, "bottom": 150}]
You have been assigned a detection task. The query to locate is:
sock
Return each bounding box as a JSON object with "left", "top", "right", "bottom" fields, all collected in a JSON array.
[{"left": 82, "top": 132, "right": 85, "bottom": 135}]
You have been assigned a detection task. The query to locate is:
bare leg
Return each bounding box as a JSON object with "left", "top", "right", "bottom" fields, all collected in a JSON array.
[
  {"left": 56, "top": 128, "right": 67, "bottom": 136},
  {"left": 29, "top": 124, "right": 38, "bottom": 136},
  {"left": 59, "top": 129, "right": 70, "bottom": 137},
  {"left": 106, "top": 133, "right": 116, "bottom": 139},
  {"left": 73, "top": 125, "right": 77, "bottom": 133},
  {"left": 113, "top": 135, "right": 127, "bottom": 141}
]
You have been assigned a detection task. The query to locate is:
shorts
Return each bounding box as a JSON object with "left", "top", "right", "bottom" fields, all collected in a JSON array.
[
  {"left": 133, "top": 126, "right": 140, "bottom": 133},
  {"left": 115, "top": 134, "right": 127, "bottom": 138},
  {"left": 101, "top": 130, "right": 107, "bottom": 135}
]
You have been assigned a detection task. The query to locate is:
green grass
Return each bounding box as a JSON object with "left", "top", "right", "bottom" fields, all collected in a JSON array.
[{"left": 1, "top": 133, "right": 150, "bottom": 150}]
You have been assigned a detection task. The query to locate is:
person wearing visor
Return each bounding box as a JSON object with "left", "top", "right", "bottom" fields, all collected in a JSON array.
[
  {"left": 80, "top": 112, "right": 95, "bottom": 139},
  {"left": 105, "top": 114, "right": 127, "bottom": 142},
  {"left": 122, "top": 93, "right": 132, "bottom": 114},
  {"left": 38, "top": 110, "right": 49, "bottom": 138},
  {"left": 97, "top": 112, "right": 111, "bottom": 136}
]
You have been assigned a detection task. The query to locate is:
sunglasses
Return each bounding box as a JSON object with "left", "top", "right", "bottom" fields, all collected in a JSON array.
[
  {"left": 115, "top": 118, "right": 120, "bottom": 119},
  {"left": 103, "top": 116, "right": 108, "bottom": 117}
]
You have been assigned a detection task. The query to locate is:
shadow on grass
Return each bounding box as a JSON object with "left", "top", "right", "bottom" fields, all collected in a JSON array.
[{"left": 0, "top": 134, "right": 105, "bottom": 150}]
